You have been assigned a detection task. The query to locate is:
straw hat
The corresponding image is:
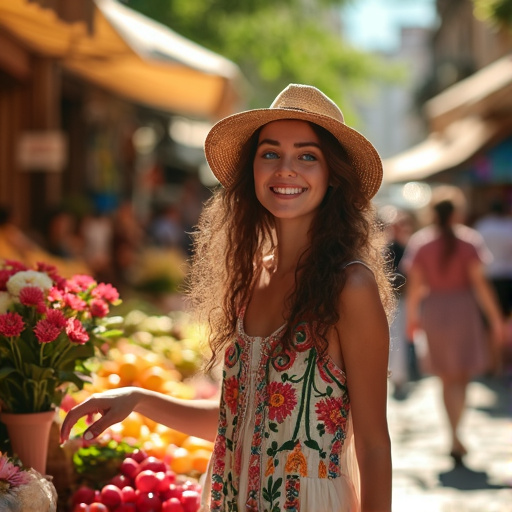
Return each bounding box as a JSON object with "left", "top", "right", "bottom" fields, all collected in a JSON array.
[{"left": 204, "top": 83, "right": 383, "bottom": 199}]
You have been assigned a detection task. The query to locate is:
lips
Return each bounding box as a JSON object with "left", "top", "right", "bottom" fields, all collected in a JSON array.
[{"left": 270, "top": 187, "right": 307, "bottom": 195}]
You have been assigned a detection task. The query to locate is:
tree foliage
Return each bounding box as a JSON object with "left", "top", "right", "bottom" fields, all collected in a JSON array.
[
  {"left": 473, "top": 0, "right": 512, "bottom": 28},
  {"left": 124, "top": 0, "right": 402, "bottom": 120}
]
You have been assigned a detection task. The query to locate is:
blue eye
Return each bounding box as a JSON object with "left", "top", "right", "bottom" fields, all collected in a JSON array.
[
  {"left": 262, "top": 151, "right": 279, "bottom": 159},
  {"left": 301, "top": 153, "right": 316, "bottom": 161}
]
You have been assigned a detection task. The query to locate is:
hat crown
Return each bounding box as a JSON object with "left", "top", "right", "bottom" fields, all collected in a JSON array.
[{"left": 270, "top": 84, "right": 345, "bottom": 124}]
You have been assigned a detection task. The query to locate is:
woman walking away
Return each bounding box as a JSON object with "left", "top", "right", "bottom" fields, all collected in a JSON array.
[
  {"left": 402, "top": 186, "right": 504, "bottom": 465},
  {"left": 61, "top": 84, "right": 394, "bottom": 512}
]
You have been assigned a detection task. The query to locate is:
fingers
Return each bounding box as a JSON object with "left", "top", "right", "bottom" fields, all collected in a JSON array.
[{"left": 60, "top": 398, "right": 103, "bottom": 444}]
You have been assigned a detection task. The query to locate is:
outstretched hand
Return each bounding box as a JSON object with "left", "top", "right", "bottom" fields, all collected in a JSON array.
[{"left": 60, "top": 387, "right": 141, "bottom": 444}]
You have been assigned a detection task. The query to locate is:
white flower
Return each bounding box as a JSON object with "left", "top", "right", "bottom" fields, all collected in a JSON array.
[
  {"left": 6, "top": 271, "right": 53, "bottom": 297},
  {"left": 0, "top": 292, "right": 12, "bottom": 313}
]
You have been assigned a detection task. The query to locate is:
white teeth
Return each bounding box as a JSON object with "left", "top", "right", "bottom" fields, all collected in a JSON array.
[{"left": 272, "top": 187, "right": 304, "bottom": 195}]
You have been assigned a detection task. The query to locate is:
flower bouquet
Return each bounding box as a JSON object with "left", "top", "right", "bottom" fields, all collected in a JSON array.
[
  {"left": 0, "top": 259, "right": 122, "bottom": 414},
  {"left": 0, "top": 451, "right": 57, "bottom": 512}
]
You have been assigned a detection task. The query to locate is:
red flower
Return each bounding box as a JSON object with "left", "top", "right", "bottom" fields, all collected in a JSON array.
[
  {"left": 90, "top": 298, "right": 109, "bottom": 318},
  {"left": 267, "top": 381, "right": 296, "bottom": 423},
  {"left": 66, "top": 318, "right": 89, "bottom": 344},
  {"left": 19, "top": 286, "right": 45, "bottom": 307},
  {"left": 223, "top": 376, "right": 239, "bottom": 415},
  {"left": 34, "top": 319, "right": 62, "bottom": 343},
  {"left": 45, "top": 308, "right": 67, "bottom": 329},
  {"left": 63, "top": 293, "right": 87, "bottom": 311},
  {"left": 315, "top": 397, "right": 347, "bottom": 435},
  {"left": 0, "top": 312, "right": 25, "bottom": 337},
  {"left": 92, "top": 283, "right": 119, "bottom": 303}
]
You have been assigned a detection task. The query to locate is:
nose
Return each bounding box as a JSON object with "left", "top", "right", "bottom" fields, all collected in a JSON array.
[{"left": 275, "top": 156, "right": 297, "bottom": 177}]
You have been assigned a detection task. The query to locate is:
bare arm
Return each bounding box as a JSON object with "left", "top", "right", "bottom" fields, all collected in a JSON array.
[
  {"left": 404, "top": 265, "right": 428, "bottom": 340},
  {"left": 60, "top": 387, "right": 220, "bottom": 444},
  {"left": 335, "top": 265, "right": 392, "bottom": 512},
  {"left": 468, "top": 260, "right": 505, "bottom": 345}
]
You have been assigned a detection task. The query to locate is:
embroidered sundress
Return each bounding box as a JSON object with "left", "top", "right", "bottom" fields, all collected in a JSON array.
[{"left": 200, "top": 309, "right": 361, "bottom": 512}]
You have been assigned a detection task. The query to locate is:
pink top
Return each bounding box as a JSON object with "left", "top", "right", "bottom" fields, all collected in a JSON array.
[{"left": 401, "top": 224, "right": 492, "bottom": 292}]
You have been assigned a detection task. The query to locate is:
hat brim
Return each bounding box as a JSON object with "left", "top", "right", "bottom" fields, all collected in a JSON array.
[{"left": 204, "top": 108, "right": 383, "bottom": 200}]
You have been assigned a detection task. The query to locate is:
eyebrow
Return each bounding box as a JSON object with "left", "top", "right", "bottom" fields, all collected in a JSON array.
[{"left": 257, "top": 138, "right": 322, "bottom": 149}]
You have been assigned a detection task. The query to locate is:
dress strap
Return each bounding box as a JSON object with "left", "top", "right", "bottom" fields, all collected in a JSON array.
[{"left": 343, "top": 260, "right": 373, "bottom": 273}]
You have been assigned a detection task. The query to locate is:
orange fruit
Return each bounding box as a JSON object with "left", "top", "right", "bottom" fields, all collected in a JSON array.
[
  {"left": 117, "top": 353, "right": 139, "bottom": 384},
  {"left": 169, "top": 447, "right": 193, "bottom": 474},
  {"left": 191, "top": 449, "right": 212, "bottom": 474},
  {"left": 121, "top": 412, "right": 144, "bottom": 438},
  {"left": 138, "top": 366, "right": 168, "bottom": 392},
  {"left": 181, "top": 436, "right": 215, "bottom": 453}
]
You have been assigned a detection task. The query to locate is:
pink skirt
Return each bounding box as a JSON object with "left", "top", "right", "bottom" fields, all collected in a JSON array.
[{"left": 419, "top": 289, "right": 490, "bottom": 377}]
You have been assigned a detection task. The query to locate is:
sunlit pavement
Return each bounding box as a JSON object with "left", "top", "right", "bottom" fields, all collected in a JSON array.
[{"left": 388, "top": 374, "right": 512, "bottom": 512}]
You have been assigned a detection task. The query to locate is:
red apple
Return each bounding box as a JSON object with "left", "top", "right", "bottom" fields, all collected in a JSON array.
[
  {"left": 72, "top": 485, "right": 96, "bottom": 506},
  {"left": 73, "top": 505, "right": 89, "bottom": 512},
  {"left": 161, "top": 483, "right": 183, "bottom": 501},
  {"left": 162, "top": 497, "right": 184, "bottom": 512},
  {"left": 89, "top": 504, "right": 109, "bottom": 512},
  {"left": 100, "top": 484, "right": 123, "bottom": 509},
  {"left": 121, "top": 485, "right": 137, "bottom": 503},
  {"left": 135, "top": 470, "right": 159, "bottom": 493},
  {"left": 120, "top": 457, "right": 140, "bottom": 479},
  {"left": 130, "top": 449, "right": 148, "bottom": 463},
  {"left": 155, "top": 471, "right": 175, "bottom": 493},
  {"left": 136, "top": 491, "right": 162, "bottom": 512},
  {"left": 180, "top": 490, "right": 201, "bottom": 512},
  {"left": 138, "top": 456, "right": 167, "bottom": 474},
  {"left": 116, "top": 504, "right": 137, "bottom": 512},
  {"left": 111, "top": 473, "right": 132, "bottom": 489}
]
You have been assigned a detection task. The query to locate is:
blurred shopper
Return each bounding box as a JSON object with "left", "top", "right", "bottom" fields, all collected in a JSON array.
[
  {"left": 402, "top": 186, "right": 505, "bottom": 465},
  {"left": 384, "top": 206, "right": 416, "bottom": 399},
  {"left": 0, "top": 205, "right": 38, "bottom": 261},
  {"left": 148, "top": 202, "right": 186, "bottom": 252},
  {"left": 474, "top": 199, "right": 512, "bottom": 317},
  {"left": 80, "top": 207, "right": 114, "bottom": 282}
]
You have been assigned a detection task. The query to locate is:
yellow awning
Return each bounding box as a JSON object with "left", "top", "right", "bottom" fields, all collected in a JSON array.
[{"left": 0, "top": 0, "right": 243, "bottom": 119}]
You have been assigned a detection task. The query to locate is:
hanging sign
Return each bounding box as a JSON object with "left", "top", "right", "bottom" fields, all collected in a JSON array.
[{"left": 17, "top": 131, "right": 68, "bottom": 172}]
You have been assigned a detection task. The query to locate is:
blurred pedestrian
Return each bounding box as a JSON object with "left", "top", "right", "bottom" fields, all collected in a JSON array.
[
  {"left": 383, "top": 206, "right": 416, "bottom": 399},
  {"left": 402, "top": 185, "right": 505, "bottom": 465}
]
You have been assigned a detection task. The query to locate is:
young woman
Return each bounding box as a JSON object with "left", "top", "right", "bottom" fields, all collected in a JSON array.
[
  {"left": 402, "top": 186, "right": 504, "bottom": 465},
  {"left": 61, "top": 84, "right": 394, "bottom": 512}
]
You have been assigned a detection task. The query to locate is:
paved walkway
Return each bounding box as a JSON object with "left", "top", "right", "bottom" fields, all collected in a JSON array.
[{"left": 388, "top": 374, "right": 512, "bottom": 512}]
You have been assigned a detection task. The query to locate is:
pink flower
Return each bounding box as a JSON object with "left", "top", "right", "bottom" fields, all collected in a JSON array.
[
  {"left": 47, "top": 286, "right": 63, "bottom": 303},
  {"left": 315, "top": 397, "right": 348, "bottom": 435},
  {"left": 34, "top": 319, "right": 62, "bottom": 343},
  {"left": 19, "top": 286, "right": 45, "bottom": 307},
  {"left": 92, "top": 283, "right": 119, "bottom": 303},
  {"left": 0, "top": 269, "right": 15, "bottom": 291},
  {"left": 66, "top": 317, "right": 89, "bottom": 344},
  {"left": 267, "top": 381, "right": 297, "bottom": 423},
  {"left": 67, "top": 274, "right": 96, "bottom": 292},
  {"left": 63, "top": 293, "right": 87, "bottom": 311},
  {"left": 45, "top": 308, "right": 67, "bottom": 329},
  {"left": 0, "top": 453, "right": 30, "bottom": 488},
  {"left": 0, "top": 312, "right": 25, "bottom": 337},
  {"left": 90, "top": 299, "right": 109, "bottom": 318}
]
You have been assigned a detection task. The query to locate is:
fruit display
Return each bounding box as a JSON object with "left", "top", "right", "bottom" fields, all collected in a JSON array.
[
  {"left": 63, "top": 308, "right": 219, "bottom": 511},
  {"left": 71, "top": 448, "right": 205, "bottom": 512}
]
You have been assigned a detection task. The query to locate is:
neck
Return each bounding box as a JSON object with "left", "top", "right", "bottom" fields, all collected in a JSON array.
[{"left": 272, "top": 218, "right": 311, "bottom": 276}]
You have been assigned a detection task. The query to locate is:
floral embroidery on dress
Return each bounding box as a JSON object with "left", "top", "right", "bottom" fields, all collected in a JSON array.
[{"left": 209, "top": 313, "right": 352, "bottom": 512}]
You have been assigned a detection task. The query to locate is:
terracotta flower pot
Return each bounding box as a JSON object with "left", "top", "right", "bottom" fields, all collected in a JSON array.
[{"left": 0, "top": 409, "right": 56, "bottom": 475}]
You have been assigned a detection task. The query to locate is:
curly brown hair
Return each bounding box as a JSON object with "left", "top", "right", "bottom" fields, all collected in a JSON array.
[{"left": 187, "top": 122, "right": 394, "bottom": 371}]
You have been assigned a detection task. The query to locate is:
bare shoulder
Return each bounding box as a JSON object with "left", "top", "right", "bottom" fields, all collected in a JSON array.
[{"left": 342, "top": 263, "right": 380, "bottom": 297}]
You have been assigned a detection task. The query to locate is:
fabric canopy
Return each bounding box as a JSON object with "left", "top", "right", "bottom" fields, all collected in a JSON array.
[
  {"left": 0, "top": 0, "right": 243, "bottom": 119},
  {"left": 383, "top": 116, "right": 504, "bottom": 183}
]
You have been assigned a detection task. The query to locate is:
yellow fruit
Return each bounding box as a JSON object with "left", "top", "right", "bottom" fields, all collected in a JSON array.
[
  {"left": 191, "top": 449, "right": 212, "bottom": 474},
  {"left": 121, "top": 412, "right": 144, "bottom": 438},
  {"left": 170, "top": 447, "right": 193, "bottom": 474},
  {"left": 138, "top": 366, "right": 168, "bottom": 392},
  {"left": 117, "top": 353, "right": 139, "bottom": 383},
  {"left": 181, "top": 436, "right": 215, "bottom": 453}
]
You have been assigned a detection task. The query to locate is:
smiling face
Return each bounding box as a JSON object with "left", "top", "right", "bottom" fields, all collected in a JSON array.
[{"left": 253, "top": 120, "right": 330, "bottom": 224}]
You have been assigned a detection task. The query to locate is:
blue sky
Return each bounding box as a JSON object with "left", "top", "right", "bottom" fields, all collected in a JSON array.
[{"left": 341, "top": 0, "right": 438, "bottom": 51}]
